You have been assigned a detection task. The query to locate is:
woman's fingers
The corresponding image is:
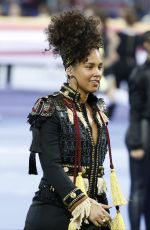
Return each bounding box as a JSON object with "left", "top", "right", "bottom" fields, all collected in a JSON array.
[
  {"left": 89, "top": 203, "right": 112, "bottom": 227},
  {"left": 101, "top": 203, "right": 112, "bottom": 209},
  {"left": 89, "top": 199, "right": 112, "bottom": 211},
  {"left": 101, "top": 209, "right": 112, "bottom": 221},
  {"left": 93, "top": 217, "right": 109, "bottom": 227},
  {"left": 93, "top": 220, "right": 101, "bottom": 227},
  {"left": 102, "top": 214, "right": 111, "bottom": 223},
  {"left": 90, "top": 214, "right": 111, "bottom": 227}
]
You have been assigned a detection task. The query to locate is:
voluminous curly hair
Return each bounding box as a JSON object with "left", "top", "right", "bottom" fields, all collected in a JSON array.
[{"left": 46, "top": 10, "right": 103, "bottom": 68}]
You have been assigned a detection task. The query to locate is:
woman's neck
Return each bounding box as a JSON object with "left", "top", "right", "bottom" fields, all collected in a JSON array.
[
  {"left": 69, "top": 83, "right": 88, "bottom": 103},
  {"left": 79, "top": 90, "right": 88, "bottom": 104}
]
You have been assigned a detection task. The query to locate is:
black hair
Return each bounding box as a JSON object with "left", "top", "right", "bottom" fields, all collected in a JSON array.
[{"left": 46, "top": 10, "right": 103, "bottom": 68}]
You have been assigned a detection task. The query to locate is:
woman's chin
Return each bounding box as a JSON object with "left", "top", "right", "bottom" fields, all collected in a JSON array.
[{"left": 89, "top": 86, "right": 99, "bottom": 93}]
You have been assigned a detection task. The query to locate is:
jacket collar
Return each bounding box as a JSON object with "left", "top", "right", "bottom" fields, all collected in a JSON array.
[
  {"left": 60, "top": 83, "right": 80, "bottom": 102},
  {"left": 59, "top": 83, "right": 98, "bottom": 105}
]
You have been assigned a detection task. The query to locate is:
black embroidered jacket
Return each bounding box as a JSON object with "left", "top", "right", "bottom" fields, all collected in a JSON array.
[
  {"left": 28, "top": 83, "right": 109, "bottom": 211},
  {"left": 126, "top": 60, "right": 150, "bottom": 151}
]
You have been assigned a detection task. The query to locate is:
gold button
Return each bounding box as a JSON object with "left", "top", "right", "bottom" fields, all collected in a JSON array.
[
  {"left": 64, "top": 166, "right": 69, "bottom": 172},
  {"left": 64, "top": 91, "right": 69, "bottom": 96},
  {"left": 70, "top": 192, "right": 76, "bottom": 199}
]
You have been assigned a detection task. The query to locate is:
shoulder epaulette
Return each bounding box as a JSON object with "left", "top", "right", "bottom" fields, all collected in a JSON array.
[
  {"left": 30, "top": 96, "right": 55, "bottom": 117},
  {"left": 28, "top": 95, "right": 56, "bottom": 175}
]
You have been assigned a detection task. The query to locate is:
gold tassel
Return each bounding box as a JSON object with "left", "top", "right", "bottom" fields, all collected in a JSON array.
[
  {"left": 75, "top": 172, "right": 87, "bottom": 195},
  {"left": 68, "top": 222, "right": 77, "bottom": 230},
  {"left": 68, "top": 173, "right": 87, "bottom": 230},
  {"left": 110, "top": 169, "right": 127, "bottom": 206},
  {"left": 111, "top": 208, "right": 126, "bottom": 230},
  {"left": 97, "top": 177, "right": 107, "bottom": 195}
]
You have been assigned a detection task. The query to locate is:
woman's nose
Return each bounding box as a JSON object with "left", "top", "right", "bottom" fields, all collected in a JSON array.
[{"left": 94, "top": 68, "right": 102, "bottom": 76}]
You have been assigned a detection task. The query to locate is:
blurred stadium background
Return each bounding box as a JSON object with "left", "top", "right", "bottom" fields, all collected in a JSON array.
[{"left": 0, "top": 0, "right": 150, "bottom": 229}]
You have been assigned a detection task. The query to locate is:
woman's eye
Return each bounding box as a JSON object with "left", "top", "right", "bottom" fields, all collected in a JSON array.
[
  {"left": 86, "top": 66, "right": 92, "bottom": 69},
  {"left": 98, "top": 64, "right": 103, "bottom": 70}
]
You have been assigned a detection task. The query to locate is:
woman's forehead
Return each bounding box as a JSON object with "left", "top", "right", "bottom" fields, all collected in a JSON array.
[{"left": 84, "top": 49, "right": 103, "bottom": 64}]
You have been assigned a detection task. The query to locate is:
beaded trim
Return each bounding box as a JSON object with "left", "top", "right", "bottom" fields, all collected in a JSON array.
[{"left": 63, "top": 164, "right": 104, "bottom": 178}]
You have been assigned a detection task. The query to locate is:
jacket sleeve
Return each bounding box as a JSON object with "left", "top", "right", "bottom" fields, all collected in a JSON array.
[
  {"left": 125, "top": 67, "right": 146, "bottom": 151},
  {"left": 28, "top": 96, "right": 87, "bottom": 211}
]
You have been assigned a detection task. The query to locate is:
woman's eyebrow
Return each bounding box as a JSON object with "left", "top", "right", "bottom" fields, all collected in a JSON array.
[{"left": 85, "top": 62, "right": 103, "bottom": 65}]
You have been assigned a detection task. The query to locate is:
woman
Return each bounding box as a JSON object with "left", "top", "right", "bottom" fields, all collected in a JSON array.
[{"left": 24, "top": 11, "right": 112, "bottom": 230}]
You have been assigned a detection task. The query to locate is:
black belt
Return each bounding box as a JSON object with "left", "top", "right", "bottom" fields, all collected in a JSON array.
[{"left": 33, "top": 182, "right": 64, "bottom": 208}]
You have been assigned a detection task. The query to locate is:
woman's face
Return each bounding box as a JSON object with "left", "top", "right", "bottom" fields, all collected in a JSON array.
[{"left": 68, "top": 48, "right": 103, "bottom": 94}]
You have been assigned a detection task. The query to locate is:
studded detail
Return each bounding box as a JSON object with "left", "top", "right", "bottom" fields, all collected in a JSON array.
[
  {"left": 64, "top": 166, "right": 69, "bottom": 172},
  {"left": 70, "top": 192, "right": 76, "bottom": 198},
  {"left": 30, "top": 96, "right": 55, "bottom": 117}
]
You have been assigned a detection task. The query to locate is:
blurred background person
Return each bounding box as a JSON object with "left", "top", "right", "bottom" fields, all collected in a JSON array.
[
  {"left": 125, "top": 31, "right": 150, "bottom": 230},
  {"left": 0, "top": 0, "right": 21, "bottom": 16},
  {"left": 95, "top": 10, "right": 119, "bottom": 119},
  {"left": 19, "top": 0, "right": 46, "bottom": 16},
  {"left": 111, "top": 7, "right": 140, "bottom": 89},
  {"left": 103, "top": 6, "right": 141, "bottom": 119},
  {"left": 134, "top": 0, "right": 150, "bottom": 20}
]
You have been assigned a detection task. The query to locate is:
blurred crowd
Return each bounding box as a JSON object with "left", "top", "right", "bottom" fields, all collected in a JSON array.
[
  {"left": 0, "top": 0, "right": 150, "bottom": 20},
  {"left": 1, "top": 1, "right": 150, "bottom": 116},
  {"left": 1, "top": 1, "right": 150, "bottom": 117}
]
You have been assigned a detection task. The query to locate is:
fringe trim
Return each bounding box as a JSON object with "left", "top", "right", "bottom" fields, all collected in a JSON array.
[
  {"left": 69, "top": 176, "right": 107, "bottom": 195},
  {"left": 67, "top": 107, "right": 87, "bottom": 128},
  {"left": 69, "top": 199, "right": 91, "bottom": 230},
  {"left": 97, "top": 177, "right": 107, "bottom": 194},
  {"left": 67, "top": 106, "right": 109, "bottom": 127}
]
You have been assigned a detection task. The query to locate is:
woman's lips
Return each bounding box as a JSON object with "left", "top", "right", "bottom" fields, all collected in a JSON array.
[{"left": 90, "top": 80, "right": 99, "bottom": 85}]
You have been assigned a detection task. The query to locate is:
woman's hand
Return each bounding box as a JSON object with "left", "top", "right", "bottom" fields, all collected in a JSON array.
[
  {"left": 130, "top": 149, "right": 145, "bottom": 159},
  {"left": 88, "top": 201, "right": 112, "bottom": 227}
]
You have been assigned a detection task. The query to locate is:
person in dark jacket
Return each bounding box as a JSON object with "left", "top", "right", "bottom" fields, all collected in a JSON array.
[
  {"left": 125, "top": 31, "right": 150, "bottom": 230},
  {"left": 112, "top": 7, "right": 140, "bottom": 88},
  {"left": 24, "top": 11, "right": 112, "bottom": 230}
]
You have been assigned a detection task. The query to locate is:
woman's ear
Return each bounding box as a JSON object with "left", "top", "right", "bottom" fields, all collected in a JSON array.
[{"left": 66, "top": 66, "right": 73, "bottom": 77}]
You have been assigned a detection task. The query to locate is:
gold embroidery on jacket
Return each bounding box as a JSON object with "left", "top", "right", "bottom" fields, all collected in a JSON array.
[{"left": 67, "top": 107, "right": 88, "bottom": 128}]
